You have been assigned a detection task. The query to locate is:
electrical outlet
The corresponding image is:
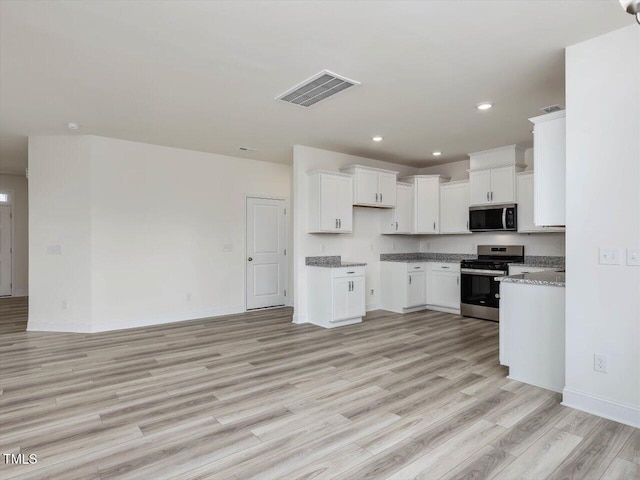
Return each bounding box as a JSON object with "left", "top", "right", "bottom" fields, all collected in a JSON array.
[
  {"left": 594, "top": 354, "right": 608, "bottom": 373},
  {"left": 392, "top": 242, "right": 396, "bottom": 251},
  {"left": 186, "top": 293, "right": 192, "bottom": 301},
  {"left": 320, "top": 244, "right": 325, "bottom": 253},
  {"left": 61, "top": 299, "right": 69, "bottom": 310},
  {"left": 426, "top": 242, "right": 431, "bottom": 251},
  {"left": 627, "top": 248, "right": 640, "bottom": 266}
]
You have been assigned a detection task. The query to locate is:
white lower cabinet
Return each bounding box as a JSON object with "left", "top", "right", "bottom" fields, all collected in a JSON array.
[
  {"left": 380, "top": 262, "right": 427, "bottom": 313},
  {"left": 426, "top": 263, "right": 461, "bottom": 312},
  {"left": 307, "top": 266, "right": 366, "bottom": 328}
]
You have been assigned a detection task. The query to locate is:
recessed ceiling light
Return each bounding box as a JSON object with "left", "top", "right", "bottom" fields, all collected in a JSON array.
[
  {"left": 372, "top": 136, "right": 383, "bottom": 142},
  {"left": 476, "top": 103, "right": 493, "bottom": 111},
  {"left": 432, "top": 151, "right": 442, "bottom": 156},
  {"left": 67, "top": 122, "right": 80, "bottom": 130}
]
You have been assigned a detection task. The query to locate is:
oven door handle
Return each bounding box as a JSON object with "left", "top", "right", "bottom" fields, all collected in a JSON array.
[
  {"left": 461, "top": 268, "right": 507, "bottom": 276},
  {"left": 502, "top": 208, "right": 507, "bottom": 230}
]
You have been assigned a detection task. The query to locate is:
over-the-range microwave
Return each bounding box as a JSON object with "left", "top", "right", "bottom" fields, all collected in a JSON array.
[{"left": 469, "top": 204, "right": 517, "bottom": 232}]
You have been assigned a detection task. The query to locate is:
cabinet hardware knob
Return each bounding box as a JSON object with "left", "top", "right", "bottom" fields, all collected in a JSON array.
[
  {"left": 395, "top": 221, "right": 398, "bottom": 231},
  {"left": 380, "top": 193, "right": 383, "bottom": 202},
  {"left": 375, "top": 193, "right": 379, "bottom": 202},
  {"left": 248, "top": 257, "right": 253, "bottom": 262},
  {"left": 409, "top": 275, "right": 412, "bottom": 284}
]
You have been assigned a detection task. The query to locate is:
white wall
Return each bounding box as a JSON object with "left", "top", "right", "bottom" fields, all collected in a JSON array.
[
  {"left": 420, "top": 232, "right": 565, "bottom": 256},
  {"left": 564, "top": 25, "right": 640, "bottom": 427},
  {"left": 293, "top": 146, "right": 420, "bottom": 323},
  {"left": 29, "top": 136, "right": 93, "bottom": 331},
  {"left": 0, "top": 174, "right": 29, "bottom": 296},
  {"left": 28, "top": 135, "right": 291, "bottom": 332}
]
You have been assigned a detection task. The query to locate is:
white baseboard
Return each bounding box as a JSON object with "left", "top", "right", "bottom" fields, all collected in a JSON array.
[
  {"left": 28, "top": 322, "right": 93, "bottom": 333},
  {"left": 12, "top": 289, "right": 28, "bottom": 298},
  {"left": 292, "top": 312, "right": 307, "bottom": 324},
  {"left": 366, "top": 303, "right": 381, "bottom": 312},
  {"left": 426, "top": 305, "right": 461, "bottom": 315},
  {"left": 91, "top": 305, "right": 246, "bottom": 332},
  {"left": 562, "top": 387, "right": 640, "bottom": 428}
]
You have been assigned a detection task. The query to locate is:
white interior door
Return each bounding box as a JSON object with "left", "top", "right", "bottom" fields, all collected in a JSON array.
[
  {"left": 246, "top": 197, "right": 287, "bottom": 310},
  {"left": 0, "top": 206, "right": 12, "bottom": 296}
]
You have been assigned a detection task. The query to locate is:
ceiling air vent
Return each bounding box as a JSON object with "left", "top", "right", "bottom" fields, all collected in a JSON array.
[
  {"left": 540, "top": 104, "right": 563, "bottom": 114},
  {"left": 276, "top": 70, "right": 360, "bottom": 107}
]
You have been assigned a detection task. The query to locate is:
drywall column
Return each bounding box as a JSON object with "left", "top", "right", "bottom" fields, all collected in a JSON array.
[
  {"left": 28, "top": 136, "right": 93, "bottom": 332},
  {"left": 564, "top": 25, "right": 640, "bottom": 427}
]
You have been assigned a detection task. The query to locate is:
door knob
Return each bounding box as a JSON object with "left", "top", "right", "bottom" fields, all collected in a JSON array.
[{"left": 248, "top": 257, "right": 253, "bottom": 262}]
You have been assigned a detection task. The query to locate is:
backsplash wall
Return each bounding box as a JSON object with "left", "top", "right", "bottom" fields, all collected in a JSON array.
[{"left": 420, "top": 232, "right": 565, "bottom": 256}]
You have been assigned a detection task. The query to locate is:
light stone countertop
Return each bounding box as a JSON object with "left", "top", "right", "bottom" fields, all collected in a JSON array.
[{"left": 496, "top": 271, "right": 566, "bottom": 287}]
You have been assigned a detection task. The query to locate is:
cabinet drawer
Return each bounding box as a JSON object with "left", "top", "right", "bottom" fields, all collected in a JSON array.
[
  {"left": 332, "top": 267, "right": 365, "bottom": 279},
  {"left": 406, "top": 263, "right": 426, "bottom": 272},
  {"left": 429, "top": 262, "right": 460, "bottom": 273}
]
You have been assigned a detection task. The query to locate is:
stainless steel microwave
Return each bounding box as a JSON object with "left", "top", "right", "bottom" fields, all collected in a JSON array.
[{"left": 469, "top": 204, "right": 517, "bottom": 232}]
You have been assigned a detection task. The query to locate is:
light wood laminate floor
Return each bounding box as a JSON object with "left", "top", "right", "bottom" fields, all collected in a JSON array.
[{"left": 0, "top": 297, "right": 638, "bottom": 480}]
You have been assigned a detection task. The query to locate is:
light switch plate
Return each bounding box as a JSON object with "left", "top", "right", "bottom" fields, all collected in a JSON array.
[
  {"left": 223, "top": 244, "right": 233, "bottom": 252},
  {"left": 599, "top": 248, "right": 621, "bottom": 265},
  {"left": 47, "top": 244, "right": 62, "bottom": 255},
  {"left": 627, "top": 248, "right": 640, "bottom": 266}
]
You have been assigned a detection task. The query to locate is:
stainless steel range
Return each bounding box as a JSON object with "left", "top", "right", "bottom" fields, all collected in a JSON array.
[{"left": 460, "top": 245, "right": 525, "bottom": 321}]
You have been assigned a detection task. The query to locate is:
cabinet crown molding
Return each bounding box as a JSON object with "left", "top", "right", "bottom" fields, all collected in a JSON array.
[
  {"left": 467, "top": 164, "right": 526, "bottom": 173},
  {"left": 399, "top": 174, "right": 451, "bottom": 183},
  {"left": 340, "top": 164, "right": 400, "bottom": 175},
  {"left": 529, "top": 110, "right": 566, "bottom": 123},
  {"left": 441, "top": 179, "right": 470, "bottom": 187},
  {"left": 307, "top": 169, "right": 353, "bottom": 178}
]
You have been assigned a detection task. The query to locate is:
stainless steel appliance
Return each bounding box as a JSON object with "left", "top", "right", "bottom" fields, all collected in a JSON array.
[
  {"left": 469, "top": 204, "right": 517, "bottom": 232},
  {"left": 460, "top": 245, "right": 525, "bottom": 321}
]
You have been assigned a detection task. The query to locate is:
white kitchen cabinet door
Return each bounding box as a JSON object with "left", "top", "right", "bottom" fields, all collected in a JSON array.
[
  {"left": 490, "top": 166, "right": 516, "bottom": 204},
  {"left": 415, "top": 177, "right": 440, "bottom": 233},
  {"left": 319, "top": 173, "right": 339, "bottom": 231},
  {"left": 407, "top": 271, "right": 426, "bottom": 307},
  {"left": 428, "top": 270, "right": 460, "bottom": 309},
  {"left": 440, "top": 181, "right": 470, "bottom": 234},
  {"left": 469, "top": 169, "right": 492, "bottom": 206},
  {"left": 517, "top": 172, "right": 536, "bottom": 232},
  {"left": 354, "top": 168, "right": 378, "bottom": 205},
  {"left": 336, "top": 176, "right": 353, "bottom": 232},
  {"left": 348, "top": 276, "right": 366, "bottom": 318},
  {"left": 307, "top": 171, "right": 353, "bottom": 233},
  {"left": 341, "top": 165, "right": 398, "bottom": 208},
  {"left": 531, "top": 111, "right": 566, "bottom": 226},
  {"left": 332, "top": 277, "right": 350, "bottom": 321},
  {"left": 377, "top": 172, "right": 397, "bottom": 207},
  {"left": 381, "top": 183, "right": 413, "bottom": 234},
  {"left": 517, "top": 173, "right": 564, "bottom": 233},
  {"left": 395, "top": 184, "right": 413, "bottom": 233}
]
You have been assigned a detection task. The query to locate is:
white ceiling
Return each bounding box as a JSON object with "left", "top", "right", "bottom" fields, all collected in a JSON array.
[{"left": 0, "top": 0, "right": 632, "bottom": 174}]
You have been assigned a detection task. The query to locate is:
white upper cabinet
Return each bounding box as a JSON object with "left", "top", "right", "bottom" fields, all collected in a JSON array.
[
  {"left": 440, "top": 181, "right": 471, "bottom": 234},
  {"left": 469, "top": 165, "right": 522, "bottom": 206},
  {"left": 381, "top": 182, "right": 414, "bottom": 234},
  {"left": 340, "top": 165, "right": 398, "bottom": 208},
  {"left": 529, "top": 111, "right": 566, "bottom": 227},
  {"left": 307, "top": 171, "right": 353, "bottom": 233},
  {"left": 517, "top": 172, "right": 564, "bottom": 233},
  {"left": 402, "top": 175, "right": 449, "bottom": 234},
  {"left": 469, "top": 169, "right": 492, "bottom": 206}
]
